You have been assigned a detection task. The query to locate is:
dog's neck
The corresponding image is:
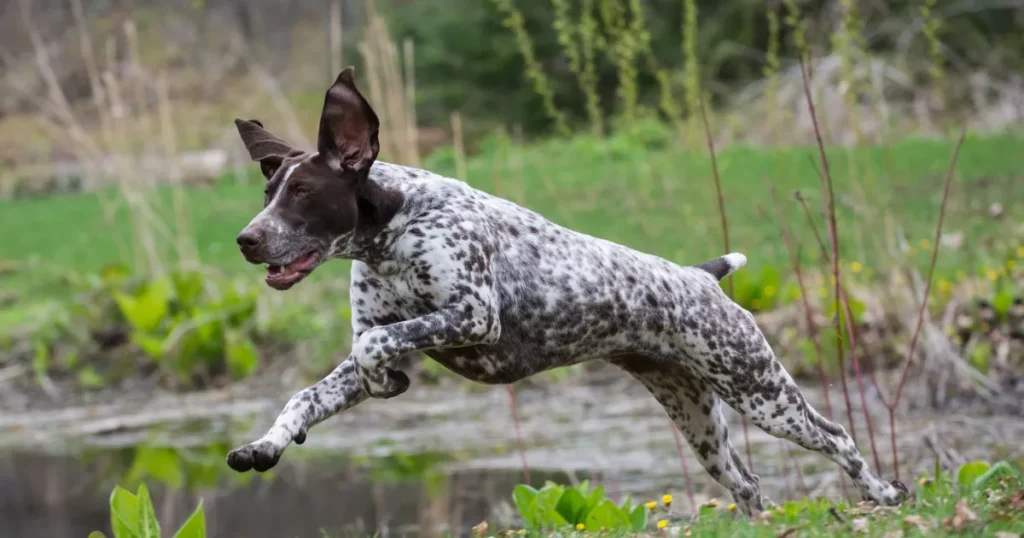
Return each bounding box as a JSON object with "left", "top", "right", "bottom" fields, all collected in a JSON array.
[{"left": 326, "top": 160, "right": 427, "bottom": 268}]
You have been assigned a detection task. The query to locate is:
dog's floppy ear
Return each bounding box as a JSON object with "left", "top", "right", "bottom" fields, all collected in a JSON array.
[
  {"left": 234, "top": 118, "right": 300, "bottom": 179},
  {"left": 317, "top": 67, "right": 380, "bottom": 176}
]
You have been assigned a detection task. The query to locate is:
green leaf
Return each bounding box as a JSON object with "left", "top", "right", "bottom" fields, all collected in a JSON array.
[
  {"left": 136, "top": 483, "right": 161, "bottom": 538},
  {"left": 225, "top": 330, "right": 259, "bottom": 379},
  {"left": 512, "top": 484, "right": 539, "bottom": 526},
  {"left": 172, "top": 499, "right": 207, "bottom": 538},
  {"left": 993, "top": 290, "right": 1014, "bottom": 317},
  {"left": 972, "top": 461, "right": 1019, "bottom": 491},
  {"left": 109, "top": 486, "right": 140, "bottom": 538},
  {"left": 629, "top": 504, "right": 648, "bottom": 532},
  {"left": 555, "top": 488, "right": 588, "bottom": 524},
  {"left": 88, "top": 532, "right": 110, "bottom": 538},
  {"left": 132, "top": 333, "right": 167, "bottom": 361},
  {"left": 171, "top": 270, "right": 205, "bottom": 309},
  {"left": 77, "top": 366, "right": 106, "bottom": 389},
  {"left": 588, "top": 485, "right": 606, "bottom": 510},
  {"left": 584, "top": 500, "right": 630, "bottom": 530},
  {"left": 127, "top": 447, "right": 186, "bottom": 490},
  {"left": 957, "top": 461, "right": 991, "bottom": 487},
  {"left": 114, "top": 279, "right": 172, "bottom": 333},
  {"left": 528, "top": 484, "right": 566, "bottom": 527}
]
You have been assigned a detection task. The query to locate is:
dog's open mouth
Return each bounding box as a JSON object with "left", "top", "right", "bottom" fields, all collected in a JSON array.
[{"left": 265, "top": 250, "right": 321, "bottom": 290}]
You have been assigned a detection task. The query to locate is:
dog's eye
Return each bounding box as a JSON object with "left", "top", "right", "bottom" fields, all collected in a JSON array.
[{"left": 292, "top": 185, "right": 311, "bottom": 197}]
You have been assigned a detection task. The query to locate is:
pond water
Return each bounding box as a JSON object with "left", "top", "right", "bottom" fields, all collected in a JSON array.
[{"left": 1, "top": 374, "right": 1020, "bottom": 537}]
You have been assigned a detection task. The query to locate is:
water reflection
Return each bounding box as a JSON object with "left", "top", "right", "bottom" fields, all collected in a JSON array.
[{"left": 0, "top": 444, "right": 572, "bottom": 538}]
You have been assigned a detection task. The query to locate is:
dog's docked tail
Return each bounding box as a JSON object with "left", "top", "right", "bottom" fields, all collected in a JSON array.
[{"left": 695, "top": 252, "right": 747, "bottom": 281}]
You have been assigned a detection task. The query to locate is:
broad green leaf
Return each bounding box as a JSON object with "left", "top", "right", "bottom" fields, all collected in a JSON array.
[
  {"left": 512, "top": 484, "right": 539, "bottom": 526},
  {"left": 972, "top": 461, "right": 1019, "bottom": 491},
  {"left": 114, "top": 279, "right": 171, "bottom": 333},
  {"left": 88, "top": 532, "right": 109, "bottom": 538},
  {"left": 957, "top": 461, "right": 991, "bottom": 487},
  {"left": 555, "top": 488, "right": 588, "bottom": 524},
  {"left": 172, "top": 499, "right": 207, "bottom": 538},
  {"left": 225, "top": 330, "right": 259, "bottom": 379},
  {"left": 136, "top": 483, "right": 161, "bottom": 538},
  {"left": 132, "top": 333, "right": 167, "bottom": 361},
  {"left": 993, "top": 290, "right": 1014, "bottom": 316},
  {"left": 588, "top": 485, "right": 606, "bottom": 509},
  {"left": 109, "top": 486, "right": 140, "bottom": 538},
  {"left": 629, "top": 504, "right": 648, "bottom": 531},
  {"left": 171, "top": 270, "right": 205, "bottom": 309},
  {"left": 584, "top": 500, "right": 630, "bottom": 530},
  {"left": 527, "top": 485, "right": 566, "bottom": 527},
  {"left": 126, "top": 447, "right": 185, "bottom": 490}
]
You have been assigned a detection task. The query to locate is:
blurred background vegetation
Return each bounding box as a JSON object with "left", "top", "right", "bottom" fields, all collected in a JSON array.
[{"left": 0, "top": 0, "right": 1023, "bottom": 536}]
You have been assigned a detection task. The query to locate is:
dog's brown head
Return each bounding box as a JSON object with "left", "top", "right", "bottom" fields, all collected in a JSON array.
[{"left": 234, "top": 67, "right": 400, "bottom": 290}]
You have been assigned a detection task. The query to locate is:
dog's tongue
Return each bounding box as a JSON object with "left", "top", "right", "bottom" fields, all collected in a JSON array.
[{"left": 266, "top": 251, "right": 318, "bottom": 279}]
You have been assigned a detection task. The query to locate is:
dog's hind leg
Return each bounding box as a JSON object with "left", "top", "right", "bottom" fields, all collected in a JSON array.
[
  {"left": 613, "top": 356, "right": 765, "bottom": 516},
  {"left": 696, "top": 304, "right": 909, "bottom": 506}
]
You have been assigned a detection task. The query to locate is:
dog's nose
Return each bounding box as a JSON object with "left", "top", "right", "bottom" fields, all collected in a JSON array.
[{"left": 236, "top": 229, "right": 264, "bottom": 249}]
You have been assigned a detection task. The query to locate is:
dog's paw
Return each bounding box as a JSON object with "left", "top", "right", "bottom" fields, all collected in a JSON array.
[
  {"left": 886, "top": 480, "right": 912, "bottom": 504},
  {"left": 227, "top": 440, "right": 284, "bottom": 473}
]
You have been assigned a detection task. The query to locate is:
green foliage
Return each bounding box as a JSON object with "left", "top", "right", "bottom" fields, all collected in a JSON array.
[
  {"left": 511, "top": 480, "right": 647, "bottom": 532},
  {"left": 92, "top": 483, "right": 206, "bottom": 538},
  {"left": 108, "top": 266, "right": 261, "bottom": 386}
]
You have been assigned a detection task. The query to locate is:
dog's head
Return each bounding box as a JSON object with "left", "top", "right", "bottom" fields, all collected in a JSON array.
[{"left": 234, "top": 67, "right": 399, "bottom": 290}]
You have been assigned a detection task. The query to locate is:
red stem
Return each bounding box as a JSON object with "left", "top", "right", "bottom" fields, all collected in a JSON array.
[
  {"left": 505, "top": 385, "right": 531, "bottom": 486},
  {"left": 764, "top": 181, "right": 850, "bottom": 500},
  {"left": 798, "top": 56, "right": 882, "bottom": 480},
  {"left": 885, "top": 126, "right": 967, "bottom": 480}
]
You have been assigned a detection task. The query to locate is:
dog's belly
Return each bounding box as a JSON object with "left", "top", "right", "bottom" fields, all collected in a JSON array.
[{"left": 423, "top": 334, "right": 582, "bottom": 385}]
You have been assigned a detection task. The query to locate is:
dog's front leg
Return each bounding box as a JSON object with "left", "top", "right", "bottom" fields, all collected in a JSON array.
[
  {"left": 226, "top": 358, "right": 366, "bottom": 472},
  {"left": 352, "top": 301, "right": 501, "bottom": 398}
]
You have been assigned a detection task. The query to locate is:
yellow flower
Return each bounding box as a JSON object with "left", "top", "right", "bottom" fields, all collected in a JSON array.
[
  {"left": 987, "top": 269, "right": 999, "bottom": 282},
  {"left": 919, "top": 238, "right": 931, "bottom": 250},
  {"left": 938, "top": 280, "right": 952, "bottom": 294},
  {"left": 600, "top": 527, "right": 605, "bottom": 532},
  {"left": 764, "top": 285, "right": 777, "bottom": 297},
  {"left": 662, "top": 494, "right": 673, "bottom": 506},
  {"left": 919, "top": 477, "right": 928, "bottom": 486},
  {"left": 728, "top": 503, "right": 737, "bottom": 511},
  {"left": 576, "top": 523, "right": 585, "bottom": 531},
  {"left": 850, "top": 261, "right": 863, "bottom": 274},
  {"left": 657, "top": 520, "right": 668, "bottom": 529},
  {"left": 517, "top": 531, "right": 526, "bottom": 535},
  {"left": 646, "top": 501, "right": 657, "bottom": 511}
]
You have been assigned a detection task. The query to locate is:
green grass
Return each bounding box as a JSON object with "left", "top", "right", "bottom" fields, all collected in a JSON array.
[
  {"left": 510, "top": 472, "right": 1024, "bottom": 538},
  {"left": 2, "top": 129, "right": 1023, "bottom": 308}
]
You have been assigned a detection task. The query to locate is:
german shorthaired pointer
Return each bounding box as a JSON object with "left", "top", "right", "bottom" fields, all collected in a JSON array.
[{"left": 226, "top": 67, "right": 908, "bottom": 515}]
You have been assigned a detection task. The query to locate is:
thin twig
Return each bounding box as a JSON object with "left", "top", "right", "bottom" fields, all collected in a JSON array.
[
  {"left": 886, "top": 126, "right": 967, "bottom": 481},
  {"left": 765, "top": 179, "right": 851, "bottom": 499},
  {"left": 504, "top": 385, "right": 531, "bottom": 486},
  {"left": 799, "top": 56, "right": 882, "bottom": 478}
]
